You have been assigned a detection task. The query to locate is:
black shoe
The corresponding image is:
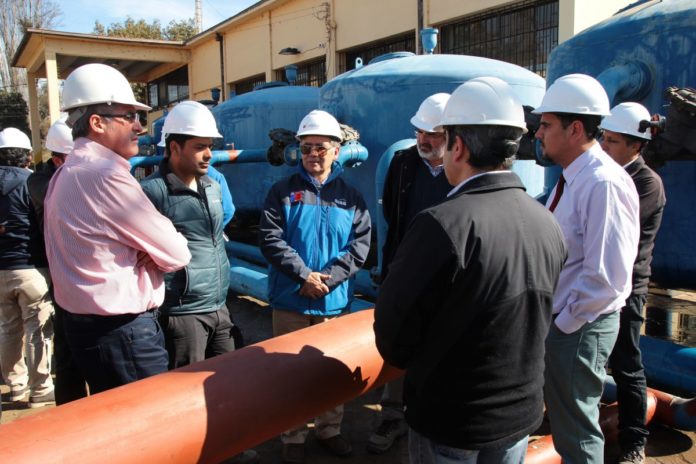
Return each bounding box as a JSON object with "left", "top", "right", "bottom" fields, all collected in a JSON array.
[
  {"left": 617, "top": 447, "right": 645, "bottom": 464},
  {"left": 281, "top": 443, "right": 305, "bottom": 463},
  {"left": 318, "top": 434, "right": 352, "bottom": 457},
  {"left": 367, "top": 418, "right": 408, "bottom": 453}
]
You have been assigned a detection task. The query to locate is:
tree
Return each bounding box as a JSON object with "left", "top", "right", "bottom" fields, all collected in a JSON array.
[
  {"left": 92, "top": 16, "right": 196, "bottom": 41},
  {"left": 0, "top": 90, "right": 30, "bottom": 135},
  {"left": 91, "top": 17, "right": 197, "bottom": 106},
  {"left": 0, "top": 0, "right": 61, "bottom": 95}
]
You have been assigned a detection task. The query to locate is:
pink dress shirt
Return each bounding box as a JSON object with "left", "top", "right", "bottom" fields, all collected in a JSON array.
[{"left": 44, "top": 138, "right": 191, "bottom": 315}]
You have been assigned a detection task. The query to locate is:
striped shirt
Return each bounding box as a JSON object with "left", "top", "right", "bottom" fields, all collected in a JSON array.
[{"left": 44, "top": 138, "right": 191, "bottom": 316}]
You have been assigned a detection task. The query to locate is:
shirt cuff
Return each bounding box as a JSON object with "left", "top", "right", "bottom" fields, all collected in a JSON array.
[{"left": 554, "top": 310, "right": 585, "bottom": 334}]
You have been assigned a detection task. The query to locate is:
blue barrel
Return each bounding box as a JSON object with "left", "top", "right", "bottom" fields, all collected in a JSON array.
[
  {"left": 544, "top": 0, "right": 696, "bottom": 289},
  {"left": 319, "top": 52, "right": 548, "bottom": 221},
  {"left": 211, "top": 84, "right": 319, "bottom": 216}
]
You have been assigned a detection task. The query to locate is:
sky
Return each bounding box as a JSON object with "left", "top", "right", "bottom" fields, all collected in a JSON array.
[{"left": 56, "top": 0, "right": 261, "bottom": 34}]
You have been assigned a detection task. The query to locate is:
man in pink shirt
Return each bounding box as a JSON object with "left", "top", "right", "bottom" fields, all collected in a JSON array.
[{"left": 44, "top": 63, "right": 191, "bottom": 394}]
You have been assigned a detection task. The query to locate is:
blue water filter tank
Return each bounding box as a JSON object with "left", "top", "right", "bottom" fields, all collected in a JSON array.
[
  {"left": 211, "top": 84, "right": 320, "bottom": 216},
  {"left": 544, "top": 0, "right": 696, "bottom": 289},
  {"left": 319, "top": 52, "right": 548, "bottom": 221}
]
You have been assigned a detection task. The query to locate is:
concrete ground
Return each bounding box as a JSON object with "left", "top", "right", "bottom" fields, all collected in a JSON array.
[{"left": 1, "top": 293, "right": 695, "bottom": 463}]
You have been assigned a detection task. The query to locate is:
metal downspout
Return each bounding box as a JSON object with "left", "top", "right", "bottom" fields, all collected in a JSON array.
[{"left": 216, "top": 33, "right": 226, "bottom": 101}]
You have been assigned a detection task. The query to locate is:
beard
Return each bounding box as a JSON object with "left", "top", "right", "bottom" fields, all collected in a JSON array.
[{"left": 417, "top": 143, "right": 445, "bottom": 162}]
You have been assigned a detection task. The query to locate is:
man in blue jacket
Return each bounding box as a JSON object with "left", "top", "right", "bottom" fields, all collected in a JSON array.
[
  {"left": 141, "top": 101, "right": 256, "bottom": 464},
  {"left": 260, "top": 110, "right": 371, "bottom": 464},
  {"left": 0, "top": 128, "right": 55, "bottom": 409}
]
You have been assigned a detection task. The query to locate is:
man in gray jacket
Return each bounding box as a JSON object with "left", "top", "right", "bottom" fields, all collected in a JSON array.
[{"left": 141, "top": 101, "right": 256, "bottom": 464}]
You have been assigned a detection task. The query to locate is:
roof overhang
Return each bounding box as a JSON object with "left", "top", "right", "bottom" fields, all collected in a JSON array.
[{"left": 12, "top": 28, "right": 190, "bottom": 82}]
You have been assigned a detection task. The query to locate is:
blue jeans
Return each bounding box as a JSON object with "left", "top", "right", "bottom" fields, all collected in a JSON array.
[
  {"left": 544, "top": 311, "right": 619, "bottom": 464},
  {"left": 408, "top": 428, "right": 527, "bottom": 464},
  {"left": 62, "top": 309, "right": 168, "bottom": 394}
]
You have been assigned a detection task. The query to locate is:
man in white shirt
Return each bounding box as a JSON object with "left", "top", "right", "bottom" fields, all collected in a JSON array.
[{"left": 534, "top": 74, "right": 640, "bottom": 464}]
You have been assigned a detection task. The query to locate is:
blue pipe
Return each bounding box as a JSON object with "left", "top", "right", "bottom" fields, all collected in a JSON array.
[
  {"left": 596, "top": 61, "right": 653, "bottom": 106},
  {"left": 227, "top": 241, "right": 378, "bottom": 299},
  {"left": 229, "top": 257, "right": 269, "bottom": 301},
  {"left": 129, "top": 148, "right": 269, "bottom": 171},
  {"left": 283, "top": 141, "right": 369, "bottom": 168},
  {"left": 228, "top": 256, "right": 374, "bottom": 312},
  {"left": 640, "top": 335, "right": 696, "bottom": 394}
]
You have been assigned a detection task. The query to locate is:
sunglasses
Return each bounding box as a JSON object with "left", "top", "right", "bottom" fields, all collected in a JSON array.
[
  {"left": 97, "top": 112, "right": 141, "bottom": 124},
  {"left": 299, "top": 144, "right": 333, "bottom": 156}
]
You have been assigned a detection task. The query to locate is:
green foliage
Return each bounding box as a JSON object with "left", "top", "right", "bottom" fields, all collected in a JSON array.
[
  {"left": 92, "top": 16, "right": 196, "bottom": 41},
  {"left": 0, "top": 90, "right": 30, "bottom": 134}
]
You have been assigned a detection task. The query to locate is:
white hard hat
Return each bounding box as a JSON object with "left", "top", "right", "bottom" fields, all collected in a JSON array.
[
  {"left": 411, "top": 93, "right": 450, "bottom": 132},
  {"left": 160, "top": 101, "right": 223, "bottom": 145},
  {"left": 61, "top": 63, "right": 151, "bottom": 112},
  {"left": 600, "top": 102, "right": 651, "bottom": 140},
  {"left": 296, "top": 110, "right": 343, "bottom": 142},
  {"left": 437, "top": 77, "right": 527, "bottom": 132},
  {"left": 533, "top": 73, "right": 610, "bottom": 116},
  {"left": 0, "top": 127, "right": 32, "bottom": 150},
  {"left": 45, "top": 118, "right": 74, "bottom": 153}
]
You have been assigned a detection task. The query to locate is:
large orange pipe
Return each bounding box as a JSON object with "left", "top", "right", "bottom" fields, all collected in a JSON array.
[
  {"left": 525, "top": 390, "right": 658, "bottom": 463},
  {"left": 0, "top": 309, "right": 401, "bottom": 463}
]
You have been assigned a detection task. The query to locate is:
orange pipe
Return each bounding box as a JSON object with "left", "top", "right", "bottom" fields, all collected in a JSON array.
[
  {"left": 525, "top": 390, "right": 658, "bottom": 463},
  {"left": 0, "top": 309, "right": 401, "bottom": 463}
]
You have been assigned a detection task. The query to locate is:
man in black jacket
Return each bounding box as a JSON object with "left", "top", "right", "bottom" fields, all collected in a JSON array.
[
  {"left": 0, "top": 128, "right": 55, "bottom": 409},
  {"left": 600, "top": 102, "right": 666, "bottom": 464},
  {"left": 374, "top": 77, "right": 567, "bottom": 464},
  {"left": 369, "top": 92, "right": 451, "bottom": 454}
]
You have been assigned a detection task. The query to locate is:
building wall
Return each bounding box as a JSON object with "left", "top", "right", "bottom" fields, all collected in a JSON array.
[
  {"left": 558, "top": 0, "right": 631, "bottom": 42},
  {"left": 334, "top": 0, "right": 417, "bottom": 50},
  {"left": 189, "top": 37, "right": 222, "bottom": 99},
  {"left": 225, "top": 12, "right": 271, "bottom": 84},
  {"left": 184, "top": 0, "right": 632, "bottom": 100}
]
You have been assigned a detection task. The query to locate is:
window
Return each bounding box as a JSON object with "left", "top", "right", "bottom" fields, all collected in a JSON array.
[
  {"left": 147, "top": 66, "right": 189, "bottom": 109},
  {"left": 440, "top": 0, "right": 558, "bottom": 76},
  {"left": 341, "top": 33, "right": 416, "bottom": 73},
  {"left": 232, "top": 74, "right": 267, "bottom": 96},
  {"left": 276, "top": 58, "right": 327, "bottom": 88}
]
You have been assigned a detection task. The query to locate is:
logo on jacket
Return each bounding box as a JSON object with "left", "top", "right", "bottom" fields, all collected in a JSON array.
[
  {"left": 290, "top": 191, "right": 303, "bottom": 203},
  {"left": 335, "top": 198, "right": 347, "bottom": 207}
]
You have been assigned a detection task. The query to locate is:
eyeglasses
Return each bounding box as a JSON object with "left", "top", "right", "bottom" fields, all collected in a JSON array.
[
  {"left": 299, "top": 144, "right": 333, "bottom": 156},
  {"left": 415, "top": 129, "right": 444, "bottom": 139},
  {"left": 98, "top": 112, "right": 140, "bottom": 124}
]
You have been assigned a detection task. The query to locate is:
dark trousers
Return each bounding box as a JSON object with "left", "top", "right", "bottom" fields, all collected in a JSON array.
[
  {"left": 609, "top": 293, "right": 649, "bottom": 450},
  {"left": 62, "top": 309, "right": 169, "bottom": 395},
  {"left": 159, "top": 306, "right": 236, "bottom": 369},
  {"left": 53, "top": 305, "right": 88, "bottom": 404}
]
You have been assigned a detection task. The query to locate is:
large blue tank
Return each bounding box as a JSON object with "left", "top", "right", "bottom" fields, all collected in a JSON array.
[
  {"left": 544, "top": 0, "right": 696, "bottom": 289},
  {"left": 211, "top": 84, "right": 319, "bottom": 216},
  {"left": 319, "top": 52, "right": 548, "bottom": 221}
]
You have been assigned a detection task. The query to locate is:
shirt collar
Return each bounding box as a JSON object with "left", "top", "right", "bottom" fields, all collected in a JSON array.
[
  {"left": 562, "top": 142, "right": 603, "bottom": 187},
  {"left": 421, "top": 158, "right": 444, "bottom": 177},
  {"left": 447, "top": 171, "right": 507, "bottom": 197},
  {"left": 73, "top": 137, "right": 132, "bottom": 171}
]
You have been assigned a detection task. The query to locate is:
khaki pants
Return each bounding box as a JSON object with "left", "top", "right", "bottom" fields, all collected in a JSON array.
[
  {"left": 0, "top": 268, "right": 54, "bottom": 397},
  {"left": 273, "top": 309, "right": 344, "bottom": 444}
]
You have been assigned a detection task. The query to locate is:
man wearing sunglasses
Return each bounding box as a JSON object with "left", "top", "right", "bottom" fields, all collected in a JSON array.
[
  {"left": 43, "top": 63, "right": 191, "bottom": 395},
  {"left": 260, "top": 110, "right": 371, "bottom": 464},
  {"left": 369, "top": 93, "right": 452, "bottom": 454}
]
